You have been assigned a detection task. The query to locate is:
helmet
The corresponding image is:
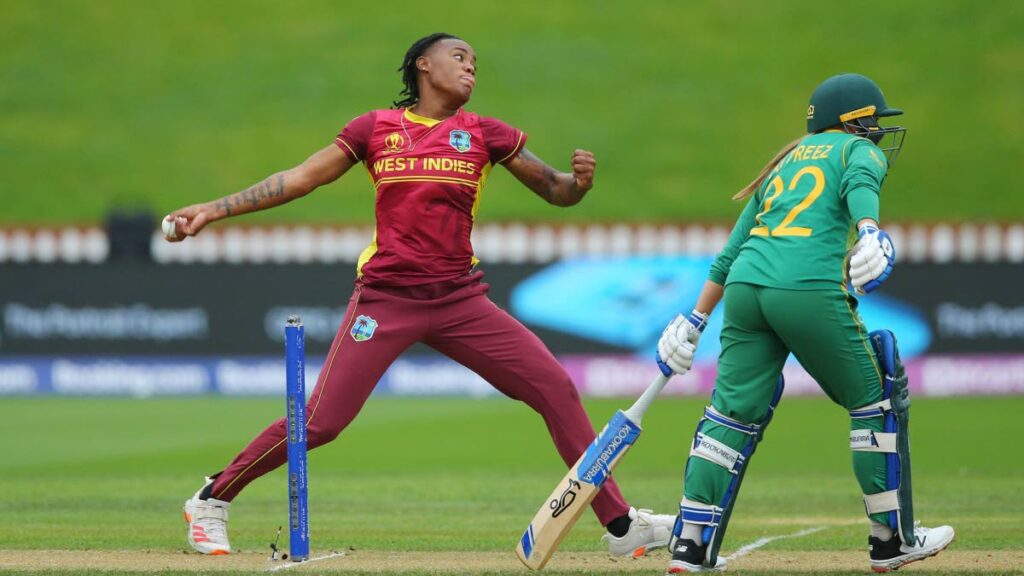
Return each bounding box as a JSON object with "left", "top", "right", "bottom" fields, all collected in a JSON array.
[
  {"left": 806, "top": 73, "right": 902, "bottom": 132},
  {"left": 806, "top": 73, "right": 906, "bottom": 165}
]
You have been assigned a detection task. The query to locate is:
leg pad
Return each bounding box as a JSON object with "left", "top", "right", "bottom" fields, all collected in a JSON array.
[
  {"left": 676, "top": 375, "right": 785, "bottom": 566},
  {"left": 849, "top": 329, "right": 914, "bottom": 544}
]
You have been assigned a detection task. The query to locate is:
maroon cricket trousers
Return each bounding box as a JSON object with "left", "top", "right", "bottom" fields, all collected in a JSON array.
[{"left": 209, "top": 271, "right": 630, "bottom": 525}]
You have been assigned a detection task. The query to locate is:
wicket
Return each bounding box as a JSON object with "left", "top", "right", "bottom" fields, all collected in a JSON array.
[{"left": 285, "top": 315, "right": 309, "bottom": 562}]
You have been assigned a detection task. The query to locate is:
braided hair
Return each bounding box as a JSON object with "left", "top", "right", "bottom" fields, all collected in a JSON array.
[{"left": 393, "top": 32, "right": 462, "bottom": 109}]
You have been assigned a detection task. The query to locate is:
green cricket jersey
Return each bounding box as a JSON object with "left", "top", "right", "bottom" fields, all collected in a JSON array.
[{"left": 710, "top": 131, "right": 888, "bottom": 290}]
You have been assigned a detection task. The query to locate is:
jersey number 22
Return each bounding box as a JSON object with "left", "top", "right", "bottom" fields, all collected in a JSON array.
[{"left": 750, "top": 166, "right": 825, "bottom": 237}]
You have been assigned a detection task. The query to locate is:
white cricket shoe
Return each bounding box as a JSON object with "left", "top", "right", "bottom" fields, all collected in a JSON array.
[
  {"left": 603, "top": 507, "right": 676, "bottom": 558},
  {"left": 183, "top": 477, "right": 231, "bottom": 555},
  {"left": 869, "top": 523, "right": 955, "bottom": 572}
]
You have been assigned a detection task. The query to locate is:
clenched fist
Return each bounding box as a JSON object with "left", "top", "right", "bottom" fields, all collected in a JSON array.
[{"left": 571, "top": 149, "right": 596, "bottom": 191}]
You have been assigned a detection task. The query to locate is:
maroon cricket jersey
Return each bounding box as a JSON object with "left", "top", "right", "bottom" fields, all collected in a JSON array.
[{"left": 334, "top": 108, "right": 526, "bottom": 287}]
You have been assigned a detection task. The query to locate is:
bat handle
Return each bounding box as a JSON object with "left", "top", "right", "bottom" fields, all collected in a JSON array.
[{"left": 622, "top": 373, "right": 671, "bottom": 425}]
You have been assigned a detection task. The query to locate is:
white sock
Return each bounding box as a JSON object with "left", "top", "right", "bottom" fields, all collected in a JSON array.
[
  {"left": 681, "top": 522, "right": 704, "bottom": 545},
  {"left": 871, "top": 520, "right": 894, "bottom": 541}
]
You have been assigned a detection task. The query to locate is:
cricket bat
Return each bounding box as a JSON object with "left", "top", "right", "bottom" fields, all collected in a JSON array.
[{"left": 515, "top": 372, "right": 672, "bottom": 569}]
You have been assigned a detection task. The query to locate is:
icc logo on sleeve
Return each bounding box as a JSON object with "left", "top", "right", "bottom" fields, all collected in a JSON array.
[{"left": 449, "top": 130, "right": 471, "bottom": 153}]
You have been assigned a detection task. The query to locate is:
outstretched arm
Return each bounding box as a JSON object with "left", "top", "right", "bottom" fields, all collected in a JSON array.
[
  {"left": 503, "top": 147, "right": 595, "bottom": 207},
  {"left": 164, "top": 144, "right": 355, "bottom": 241}
]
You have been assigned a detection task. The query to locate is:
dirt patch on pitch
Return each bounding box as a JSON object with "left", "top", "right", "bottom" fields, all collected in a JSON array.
[{"left": 0, "top": 549, "right": 1020, "bottom": 573}]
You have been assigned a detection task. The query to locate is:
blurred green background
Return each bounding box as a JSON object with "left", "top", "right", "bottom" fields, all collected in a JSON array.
[{"left": 2, "top": 0, "right": 1022, "bottom": 225}]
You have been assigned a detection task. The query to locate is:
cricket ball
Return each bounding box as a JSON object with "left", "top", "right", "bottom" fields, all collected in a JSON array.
[{"left": 162, "top": 215, "right": 178, "bottom": 240}]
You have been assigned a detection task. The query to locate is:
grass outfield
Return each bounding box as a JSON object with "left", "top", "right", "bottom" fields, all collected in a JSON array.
[
  {"left": 2, "top": 1, "right": 1023, "bottom": 225},
  {"left": 1, "top": 395, "right": 1022, "bottom": 575}
]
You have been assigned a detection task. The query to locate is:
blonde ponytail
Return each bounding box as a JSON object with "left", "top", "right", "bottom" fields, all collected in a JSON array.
[{"left": 732, "top": 136, "right": 805, "bottom": 200}]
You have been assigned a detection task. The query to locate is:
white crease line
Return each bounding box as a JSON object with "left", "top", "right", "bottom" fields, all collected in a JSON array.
[
  {"left": 268, "top": 551, "right": 346, "bottom": 571},
  {"left": 724, "top": 526, "right": 828, "bottom": 561}
]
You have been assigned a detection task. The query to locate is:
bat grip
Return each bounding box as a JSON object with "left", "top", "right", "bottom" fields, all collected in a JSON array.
[{"left": 622, "top": 374, "right": 671, "bottom": 425}]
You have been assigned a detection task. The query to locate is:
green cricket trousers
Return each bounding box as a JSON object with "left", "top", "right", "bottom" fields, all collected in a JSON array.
[{"left": 685, "top": 282, "right": 890, "bottom": 525}]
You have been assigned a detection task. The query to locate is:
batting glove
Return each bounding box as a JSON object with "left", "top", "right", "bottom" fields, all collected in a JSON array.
[
  {"left": 656, "top": 310, "right": 708, "bottom": 376},
  {"left": 848, "top": 224, "right": 895, "bottom": 295}
]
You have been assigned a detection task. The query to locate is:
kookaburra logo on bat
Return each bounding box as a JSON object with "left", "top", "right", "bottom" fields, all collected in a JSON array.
[{"left": 549, "top": 479, "right": 581, "bottom": 518}]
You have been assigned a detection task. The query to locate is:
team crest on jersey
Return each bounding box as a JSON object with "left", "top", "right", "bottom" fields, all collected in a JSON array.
[
  {"left": 449, "top": 130, "right": 472, "bottom": 153},
  {"left": 350, "top": 315, "right": 379, "bottom": 342},
  {"left": 383, "top": 132, "right": 405, "bottom": 154}
]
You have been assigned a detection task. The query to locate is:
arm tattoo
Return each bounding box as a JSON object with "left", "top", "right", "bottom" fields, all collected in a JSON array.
[
  {"left": 214, "top": 198, "right": 233, "bottom": 216},
  {"left": 216, "top": 174, "right": 287, "bottom": 216},
  {"left": 273, "top": 173, "right": 285, "bottom": 197},
  {"left": 512, "top": 149, "right": 582, "bottom": 206}
]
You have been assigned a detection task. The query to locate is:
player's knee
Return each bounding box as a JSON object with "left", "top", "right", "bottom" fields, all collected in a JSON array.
[
  {"left": 305, "top": 418, "right": 346, "bottom": 447},
  {"left": 524, "top": 373, "right": 581, "bottom": 412},
  {"left": 711, "top": 404, "right": 763, "bottom": 427},
  {"left": 710, "top": 381, "right": 784, "bottom": 425}
]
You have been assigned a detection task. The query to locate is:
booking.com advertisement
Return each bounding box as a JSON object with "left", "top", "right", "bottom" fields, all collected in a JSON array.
[{"left": 1, "top": 257, "right": 1022, "bottom": 397}]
